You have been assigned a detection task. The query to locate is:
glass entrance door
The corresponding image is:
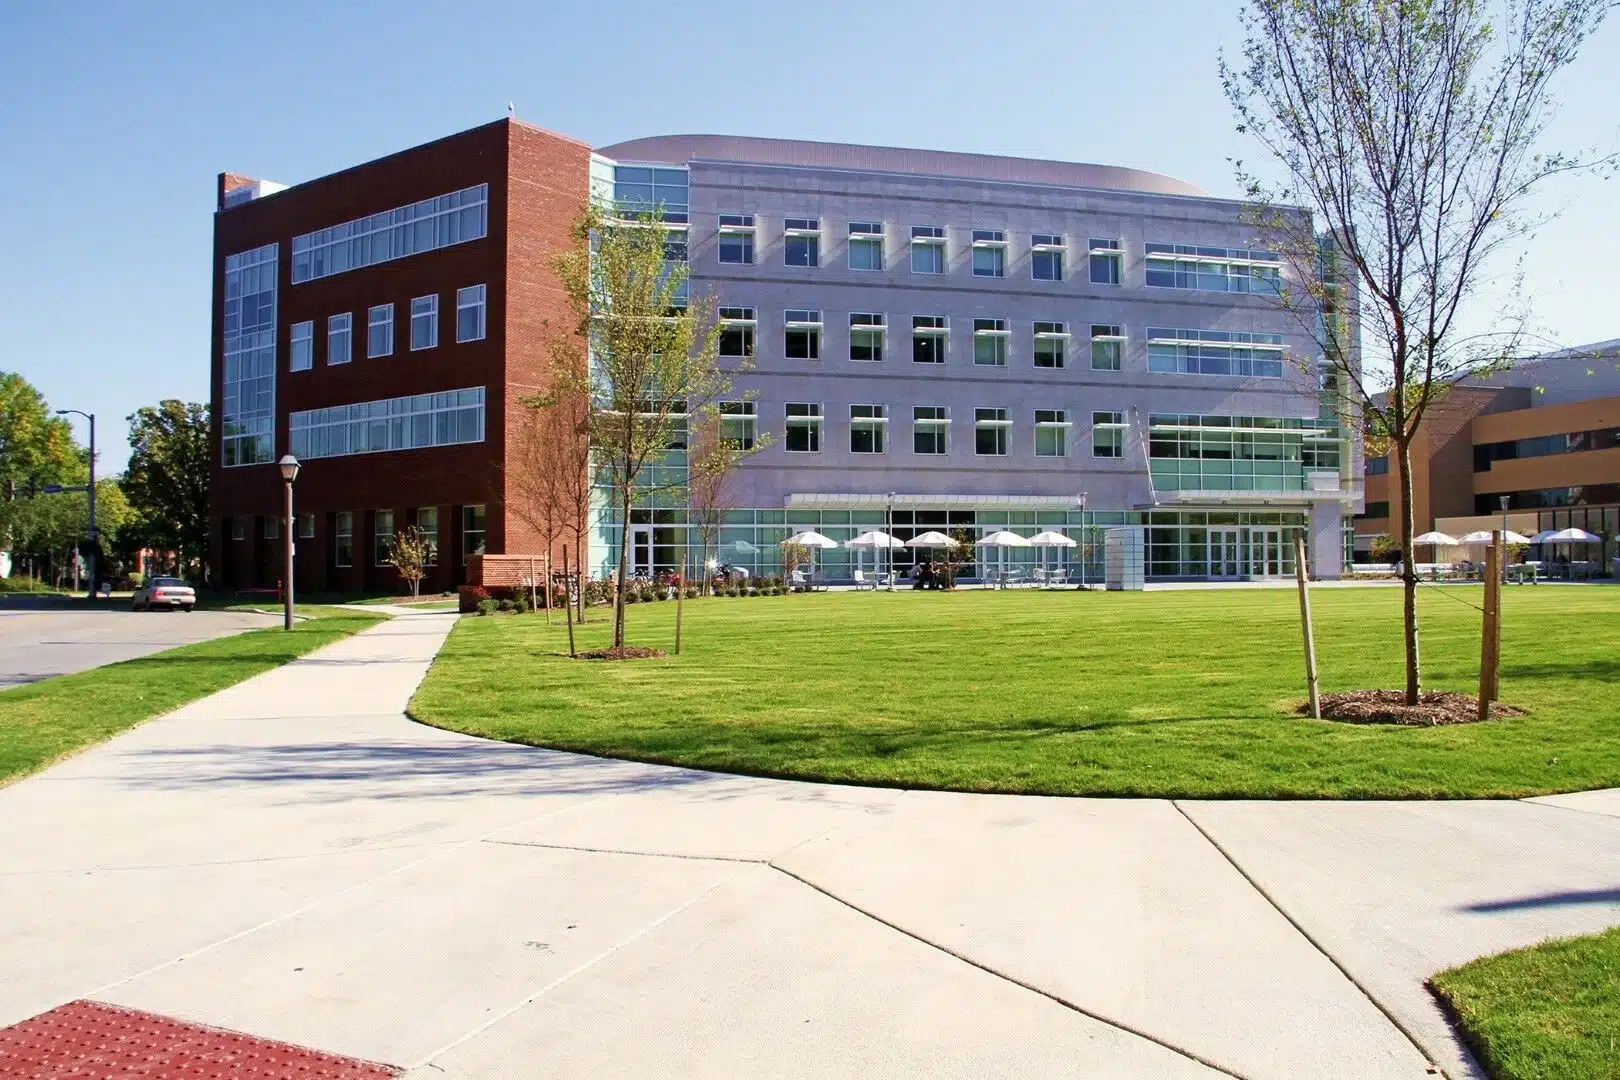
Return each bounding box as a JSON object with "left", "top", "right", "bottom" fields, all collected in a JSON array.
[
  {"left": 1208, "top": 528, "right": 1242, "bottom": 579},
  {"left": 630, "top": 525, "right": 654, "bottom": 578},
  {"left": 1249, "top": 528, "right": 1284, "bottom": 577}
]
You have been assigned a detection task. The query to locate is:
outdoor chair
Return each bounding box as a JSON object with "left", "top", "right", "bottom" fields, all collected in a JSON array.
[
  {"left": 853, "top": 570, "right": 877, "bottom": 591},
  {"left": 1031, "top": 567, "right": 1048, "bottom": 586},
  {"left": 1045, "top": 568, "right": 1068, "bottom": 587},
  {"left": 789, "top": 569, "right": 809, "bottom": 590}
]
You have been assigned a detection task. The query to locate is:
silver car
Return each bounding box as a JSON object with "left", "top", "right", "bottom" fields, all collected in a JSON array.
[{"left": 132, "top": 576, "right": 196, "bottom": 612}]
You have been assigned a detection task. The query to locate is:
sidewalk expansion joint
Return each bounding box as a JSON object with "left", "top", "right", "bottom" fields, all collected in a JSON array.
[
  {"left": 481, "top": 838, "right": 768, "bottom": 864},
  {"left": 1169, "top": 800, "right": 1454, "bottom": 1080},
  {"left": 766, "top": 860, "right": 1252, "bottom": 1080}
]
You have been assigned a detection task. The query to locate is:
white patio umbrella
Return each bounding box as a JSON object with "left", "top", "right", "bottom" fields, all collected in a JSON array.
[
  {"left": 905, "top": 530, "right": 957, "bottom": 549},
  {"left": 1411, "top": 531, "right": 1458, "bottom": 546},
  {"left": 1027, "top": 530, "right": 1078, "bottom": 577},
  {"left": 975, "top": 530, "right": 1032, "bottom": 583},
  {"left": 846, "top": 530, "right": 904, "bottom": 582},
  {"left": 784, "top": 530, "right": 838, "bottom": 549},
  {"left": 1544, "top": 526, "right": 1601, "bottom": 543},
  {"left": 1459, "top": 529, "right": 1531, "bottom": 545}
]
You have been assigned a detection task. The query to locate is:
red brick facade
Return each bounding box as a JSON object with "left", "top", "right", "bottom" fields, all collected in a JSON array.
[{"left": 208, "top": 119, "right": 589, "bottom": 594}]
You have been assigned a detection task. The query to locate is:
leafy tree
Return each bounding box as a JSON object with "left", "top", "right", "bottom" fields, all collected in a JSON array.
[
  {"left": 548, "top": 203, "right": 754, "bottom": 650},
  {"left": 1222, "top": 0, "right": 1613, "bottom": 703},
  {"left": 0, "top": 372, "right": 79, "bottom": 549},
  {"left": 779, "top": 540, "right": 811, "bottom": 590},
  {"left": 7, "top": 479, "right": 130, "bottom": 586},
  {"left": 389, "top": 526, "right": 436, "bottom": 598},
  {"left": 122, "top": 400, "right": 210, "bottom": 577}
]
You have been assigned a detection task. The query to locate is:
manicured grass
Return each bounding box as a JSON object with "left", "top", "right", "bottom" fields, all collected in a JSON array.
[
  {"left": 1430, "top": 928, "right": 1620, "bottom": 1079},
  {"left": 0, "top": 609, "right": 385, "bottom": 783},
  {"left": 408, "top": 585, "right": 1620, "bottom": 799}
]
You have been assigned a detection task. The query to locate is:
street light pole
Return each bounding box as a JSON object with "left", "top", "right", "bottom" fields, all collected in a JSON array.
[
  {"left": 1076, "top": 491, "right": 1088, "bottom": 590},
  {"left": 56, "top": 410, "right": 96, "bottom": 599},
  {"left": 886, "top": 490, "right": 897, "bottom": 589},
  {"left": 279, "top": 455, "right": 301, "bottom": 630}
]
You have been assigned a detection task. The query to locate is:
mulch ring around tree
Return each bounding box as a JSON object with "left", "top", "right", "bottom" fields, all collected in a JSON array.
[
  {"left": 574, "top": 645, "right": 667, "bottom": 661},
  {"left": 1304, "top": 689, "right": 1526, "bottom": 726}
]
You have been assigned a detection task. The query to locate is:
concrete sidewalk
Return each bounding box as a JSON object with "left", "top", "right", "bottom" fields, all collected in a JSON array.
[{"left": 2, "top": 611, "right": 1616, "bottom": 1079}]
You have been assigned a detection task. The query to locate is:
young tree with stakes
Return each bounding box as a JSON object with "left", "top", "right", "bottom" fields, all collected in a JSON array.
[
  {"left": 1223, "top": 0, "right": 1613, "bottom": 703},
  {"left": 550, "top": 203, "right": 754, "bottom": 651}
]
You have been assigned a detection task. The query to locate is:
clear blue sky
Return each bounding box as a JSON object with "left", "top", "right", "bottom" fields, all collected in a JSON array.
[{"left": 2, "top": 0, "right": 1616, "bottom": 461}]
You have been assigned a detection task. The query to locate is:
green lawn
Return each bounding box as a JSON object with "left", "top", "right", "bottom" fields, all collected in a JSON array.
[
  {"left": 0, "top": 608, "right": 385, "bottom": 783},
  {"left": 408, "top": 585, "right": 1620, "bottom": 799},
  {"left": 1430, "top": 928, "right": 1620, "bottom": 1079}
]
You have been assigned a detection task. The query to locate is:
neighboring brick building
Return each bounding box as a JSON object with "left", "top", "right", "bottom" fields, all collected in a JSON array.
[
  {"left": 1355, "top": 341, "right": 1620, "bottom": 567},
  {"left": 209, "top": 119, "right": 589, "bottom": 594}
]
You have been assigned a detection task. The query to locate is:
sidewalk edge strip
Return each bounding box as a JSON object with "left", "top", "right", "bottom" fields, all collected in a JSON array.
[
  {"left": 768, "top": 861, "right": 1251, "bottom": 1080},
  {"left": 1170, "top": 800, "right": 1456, "bottom": 1080}
]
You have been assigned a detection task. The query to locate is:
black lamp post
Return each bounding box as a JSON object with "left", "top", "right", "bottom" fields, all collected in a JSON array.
[
  {"left": 279, "top": 455, "right": 300, "bottom": 629},
  {"left": 55, "top": 410, "right": 96, "bottom": 598}
]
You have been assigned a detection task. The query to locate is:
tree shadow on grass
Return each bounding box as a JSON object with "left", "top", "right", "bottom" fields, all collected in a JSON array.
[{"left": 1500, "top": 658, "right": 1620, "bottom": 683}]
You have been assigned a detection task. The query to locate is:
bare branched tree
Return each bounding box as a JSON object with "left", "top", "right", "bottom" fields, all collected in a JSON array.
[
  {"left": 549, "top": 203, "right": 755, "bottom": 650},
  {"left": 389, "top": 526, "right": 436, "bottom": 599},
  {"left": 1223, "top": 0, "right": 1614, "bottom": 702}
]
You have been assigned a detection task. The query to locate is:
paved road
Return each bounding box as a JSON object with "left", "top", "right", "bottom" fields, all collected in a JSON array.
[
  {"left": 0, "top": 601, "right": 276, "bottom": 689},
  {"left": 1, "top": 612, "right": 1616, "bottom": 1079}
]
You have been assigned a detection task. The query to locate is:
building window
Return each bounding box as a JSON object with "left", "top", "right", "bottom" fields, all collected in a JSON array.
[
  {"left": 1147, "top": 327, "right": 1286, "bottom": 377},
  {"left": 719, "top": 307, "right": 756, "bottom": 358},
  {"left": 334, "top": 512, "right": 353, "bottom": 567},
  {"left": 1357, "top": 501, "right": 1391, "bottom": 520},
  {"left": 290, "top": 387, "right": 486, "bottom": 460},
  {"left": 229, "top": 517, "right": 246, "bottom": 541},
  {"left": 1366, "top": 455, "right": 1390, "bottom": 476},
  {"left": 264, "top": 516, "right": 280, "bottom": 540},
  {"left": 417, "top": 506, "right": 439, "bottom": 566},
  {"left": 850, "top": 404, "right": 888, "bottom": 454},
  {"left": 785, "top": 403, "right": 822, "bottom": 452},
  {"left": 972, "top": 230, "right": 1007, "bottom": 277},
  {"left": 912, "top": 316, "right": 948, "bottom": 364},
  {"left": 1035, "top": 409, "right": 1070, "bottom": 457},
  {"left": 328, "top": 313, "right": 352, "bottom": 365},
  {"left": 289, "top": 321, "right": 313, "bottom": 372},
  {"left": 456, "top": 285, "right": 486, "bottom": 343},
  {"left": 367, "top": 304, "right": 393, "bottom": 358},
  {"left": 1145, "top": 243, "right": 1281, "bottom": 293},
  {"left": 291, "top": 184, "right": 488, "bottom": 284},
  {"left": 975, "top": 408, "right": 1010, "bottom": 455},
  {"left": 910, "top": 225, "right": 945, "bottom": 274},
  {"left": 462, "top": 504, "right": 485, "bottom": 563},
  {"left": 718, "top": 214, "right": 755, "bottom": 264},
  {"left": 720, "top": 401, "right": 757, "bottom": 450},
  {"left": 612, "top": 166, "right": 688, "bottom": 223},
  {"left": 1033, "top": 322, "right": 1067, "bottom": 368},
  {"left": 1093, "top": 411, "right": 1125, "bottom": 458},
  {"left": 849, "top": 313, "right": 885, "bottom": 362},
  {"left": 784, "top": 217, "right": 820, "bottom": 267},
  {"left": 913, "top": 406, "right": 949, "bottom": 455},
  {"left": 221, "top": 243, "right": 277, "bottom": 467},
  {"left": 785, "top": 310, "right": 822, "bottom": 359},
  {"left": 1091, "top": 325, "right": 1125, "bottom": 371},
  {"left": 848, "top": 221, "right": 884, "bottom": 271},
  {"left": 297, "top": 512, "right": 315, "bottom": 539},
  {"left": 410, "top": 295, "right": 439, "bottom": 351},
  {"left": 1031, "top": 234, "right": 1064, "bottom": 281},
  {"left": 973, "top": 319, "right": 1008, "bottom": 366},
  {"left": 1089, "top": 238, "right": 1122, "bottom": 285},
  {"left": 374, "top": 510, "right": 395, "bottom": 565}
]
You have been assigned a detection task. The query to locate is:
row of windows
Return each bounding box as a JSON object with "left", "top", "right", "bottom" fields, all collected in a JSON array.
[
  {"left": 1473, "top": 427, "right": 1620, "bottom": 471},
  {"left": 288, "top": 285, "right": 485, "bottom": 371},
  {"left": 712, "top": 220, "right": 1275, "bottom": 293},
  {"left": 288, "top": 387, "right": 486, "bottom": 460},
  {"left": 715, "top": 308, "right": 1280, "bottom": 377},
  {"left": 233, "top": 506, "right": 487, "bottom": 569},
  {"left": 719, "top": 402, "right": 1126, "bottom": 459},
  {"left": 222, "top": 244, "right": 278, "bottom": 467},
  {"left": 291, "top": 184, "right": 489, "bottom": 284}
]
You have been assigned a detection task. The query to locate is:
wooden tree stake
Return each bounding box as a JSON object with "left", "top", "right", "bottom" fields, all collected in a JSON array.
[
  {"left": 562, "top": 545, "right": 577, "bottom": 658},
  {"left": 1293, "top": 531, "right": 1320, "bottom": 720}
]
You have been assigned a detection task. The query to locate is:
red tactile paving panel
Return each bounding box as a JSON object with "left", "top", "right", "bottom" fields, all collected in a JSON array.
[{"left": 0, "top": 1000, "right": 400, "bottom": 1079}]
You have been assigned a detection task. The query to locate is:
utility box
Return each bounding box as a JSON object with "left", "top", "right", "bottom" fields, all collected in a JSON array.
[{"left": 1105, "top": 527, "right": 1145, "bottom": 591}]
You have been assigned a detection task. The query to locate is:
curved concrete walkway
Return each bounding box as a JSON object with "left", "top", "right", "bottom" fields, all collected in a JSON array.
[{"left": 2, "top": 612, "right": 1616, "bottom": 1079}]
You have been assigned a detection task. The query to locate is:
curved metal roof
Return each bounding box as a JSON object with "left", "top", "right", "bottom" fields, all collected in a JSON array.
[{"left": 595, "top": 134, "right": 1208, "bottom": 197}]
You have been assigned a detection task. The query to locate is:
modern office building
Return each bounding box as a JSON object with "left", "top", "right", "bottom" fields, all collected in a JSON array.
[
  {"left": 209, "top": 118, "right": 1359, "bottom": 591},
  {"left": 1355, "top": 341, "right": 1620, "bottom": 567}
]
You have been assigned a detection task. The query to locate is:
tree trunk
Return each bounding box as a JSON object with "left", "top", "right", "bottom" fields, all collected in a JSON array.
[
  {"left": 1394, "top": 436, "right": 1421, "bottom": 705},
  {"left": 613, "top": 473, "right": 631, "bottom": 649}
]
